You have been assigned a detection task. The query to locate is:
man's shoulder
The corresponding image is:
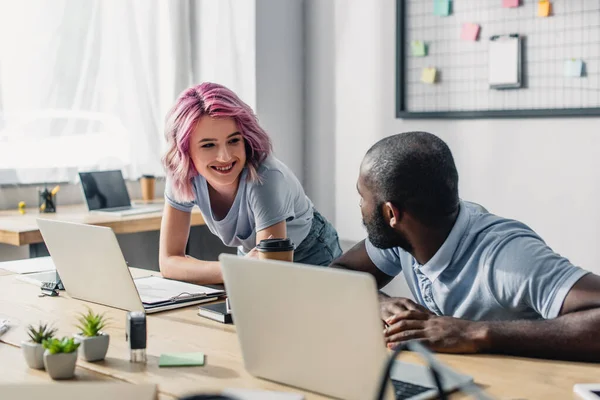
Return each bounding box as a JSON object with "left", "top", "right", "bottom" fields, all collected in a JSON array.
[
  {"left": 461, "top": 207, "right": 546, "bottom": 266},
  {"left": 465, "top": 205, "right": 540, "bottom": 242}
]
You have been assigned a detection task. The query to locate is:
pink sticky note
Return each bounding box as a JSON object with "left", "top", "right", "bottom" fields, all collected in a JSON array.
[
  {"left": 503, "top": 0, "right": 519, "bottom": 7},
  {"left": 460, "top": 23, "right": 480, "bottom": 41}
]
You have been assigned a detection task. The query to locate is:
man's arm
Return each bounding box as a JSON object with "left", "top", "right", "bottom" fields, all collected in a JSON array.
[
  {"left": 329, "top": 240, "right": 394, "bottom": 289},
  {"left": 384, "top": 274, "right": 600, "bottom": 362},
  {"left": 480, "top": 273, "right": 600, "bottom": 360}
]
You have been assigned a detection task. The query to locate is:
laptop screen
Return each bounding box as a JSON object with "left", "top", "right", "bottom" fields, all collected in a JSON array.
[{"left": 79, "top": 170, "right": 131, "bottom": 210}]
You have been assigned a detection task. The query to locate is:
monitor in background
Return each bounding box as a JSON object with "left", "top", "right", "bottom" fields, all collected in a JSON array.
[
  {"left": 79, "top": 170, "right": 163, "bottom": 216},
  {"left": 79, "top": 170, "right": 131, "bottom": 210}
]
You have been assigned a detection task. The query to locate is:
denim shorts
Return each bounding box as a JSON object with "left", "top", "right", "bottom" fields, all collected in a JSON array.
[{"left": 293, "top": 209, "right": 342, "bottom": 266}]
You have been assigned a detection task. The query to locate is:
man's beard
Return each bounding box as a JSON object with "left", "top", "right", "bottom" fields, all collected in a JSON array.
[{"left": 363, "top": 206, "right": 413, "bottom": 252}]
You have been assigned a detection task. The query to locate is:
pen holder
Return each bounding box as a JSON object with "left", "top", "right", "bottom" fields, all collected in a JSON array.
[{"left": 38, "top": 189, "right": 57, "bottom": 213}]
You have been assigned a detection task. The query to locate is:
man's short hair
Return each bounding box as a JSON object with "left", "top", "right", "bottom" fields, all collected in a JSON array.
[{"left": 364, "top": 131, "right": 459, "bottom": 226}]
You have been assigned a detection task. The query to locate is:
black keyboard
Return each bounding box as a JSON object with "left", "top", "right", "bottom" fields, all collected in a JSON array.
[{"left": 391, "top": 379, "right": 432, "bottom": 399}]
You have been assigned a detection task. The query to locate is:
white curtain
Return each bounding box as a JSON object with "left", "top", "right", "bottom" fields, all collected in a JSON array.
[{"left": 0, "top": 0, "right": 198, "bottom": 183}]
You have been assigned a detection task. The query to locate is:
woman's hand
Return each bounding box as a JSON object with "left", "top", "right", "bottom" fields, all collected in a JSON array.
[
  {"left": 245, "top": 247, "right": 259, "bottom": 259},
  {"left": 246, "top": 234, "right": 274, "bottom": 259}
]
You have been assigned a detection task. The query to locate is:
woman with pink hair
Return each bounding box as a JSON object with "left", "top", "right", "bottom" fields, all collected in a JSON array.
[{"left": 159, "top": 82, "right": 341, "bottom": 284}]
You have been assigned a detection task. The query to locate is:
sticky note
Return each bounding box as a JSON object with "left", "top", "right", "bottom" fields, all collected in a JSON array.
[
  {"left": 433, "top": 0, "right": 451, "bottom": 16},
  {"left": 460, "top": 23, "right": 480, "bottom": 41},
  {"left": 565, "top": 59, "right": 583, "bottom": 77},
  {"left": 502, "top": 0, "right": 519, "bottom": 7},
  {"left": 421, "top": 68, "right": 437, "bottom": 84},
  {"left": 538, "top": 1, "right": 550, "bottom": 17},
  {"left": 159, "top": 352, "right": 205, "bottom": 367},
  {"left": 411, "top": 41, "right": 427, "bottom": 57}
]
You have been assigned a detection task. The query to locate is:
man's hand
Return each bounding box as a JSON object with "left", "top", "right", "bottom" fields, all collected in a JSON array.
[
  {"left": 380, "top": 297, "right": 433, "bottom": 320},
  {"left": 383, "top": 310, "right": 489, "bottom": 354}
]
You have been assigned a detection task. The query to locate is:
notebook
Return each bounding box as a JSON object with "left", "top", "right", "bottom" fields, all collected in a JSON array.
[
  {"left": 159, "top": 352, "right": 205, "bottom": 367},
  {"left": 198, "top": 301, "right": 233, "bottom": 324},
  {"left": 135, "top": 276, "right": 224, "bottom": 305}
]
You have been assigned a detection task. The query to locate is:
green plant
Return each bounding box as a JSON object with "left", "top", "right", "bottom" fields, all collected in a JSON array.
[
  {"left": 42, "top": 337, "right": 80, "bottom": 354},
  {"left": 26, "top": 323, "right": 57, "bottom": 344},
  {"left": 75, "top": 308, "right": 108, "bottom": 337}
]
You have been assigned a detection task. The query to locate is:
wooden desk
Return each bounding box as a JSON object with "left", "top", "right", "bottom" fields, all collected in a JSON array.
[
  {"left": 0, "top": 203, "right": 205, "bottom": 257},
  {"left": 0, "top": 341, "right": 175, "bottom": 399},
  {"left": 0, "top": 340, "right": 114, "bottom": 383},
  {"left": 0, "top": 269, "right": 598, "bottom": 399},
  {"left": 0, "top": 269, "right": 329, "bottom": 399}
]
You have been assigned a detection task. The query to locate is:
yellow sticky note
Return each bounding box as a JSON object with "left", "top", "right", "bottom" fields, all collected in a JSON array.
[
  {"left": 538, "top": 0, "right": 550, "bottom": 17},
  {"left": 421, "top": 68, "right": 437, "bottom": 84}
]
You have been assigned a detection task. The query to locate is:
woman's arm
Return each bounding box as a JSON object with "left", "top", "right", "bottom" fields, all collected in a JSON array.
[
  {"left": 256, "top": 220, "right": 286, "bottom": 242},
  {"left": 245, "top": 220, "right": 287, "bottom": 258},
  {"left": 159, "top": 204, "right": 223, "bottom": 284}
]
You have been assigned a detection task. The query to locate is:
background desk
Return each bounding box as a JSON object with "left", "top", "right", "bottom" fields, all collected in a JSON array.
[
  {"left": 0, "top": 202, "right": 205, "bottom": 250},
  {"left": 0, "top": 202, "right": 234, "bottom": 270},
  {"left": 1, "top": 263, "right": 599, "bottom": 399}
]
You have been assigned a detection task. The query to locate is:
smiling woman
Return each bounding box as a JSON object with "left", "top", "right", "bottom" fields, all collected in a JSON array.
[{"left": 159, "top": 83, "right": 342, "bottom": 285}]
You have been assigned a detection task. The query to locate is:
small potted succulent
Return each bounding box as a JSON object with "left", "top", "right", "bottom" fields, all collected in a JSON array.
[
  {"left": 74, "top": 308, "right": 110, "bottom": 362},
  {"left": 22, "top": 323, "right": 57, "bottom": 369},
  {"left": 42, "top": 337, "right": 80, "bottom": 379}
]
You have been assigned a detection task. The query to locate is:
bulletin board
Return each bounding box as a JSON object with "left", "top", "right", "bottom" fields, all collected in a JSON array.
[{"left": 396, "top": 0, "right": 600, "bottom": 118}]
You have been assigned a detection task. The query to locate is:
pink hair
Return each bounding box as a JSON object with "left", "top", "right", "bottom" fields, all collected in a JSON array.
[{"left": 162, "top": 82, "right": 272, "bottom": 202}]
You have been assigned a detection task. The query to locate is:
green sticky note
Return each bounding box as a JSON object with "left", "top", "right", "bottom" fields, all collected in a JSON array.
[
  {"left": 411, "top": 41, "right": 427, "bottom": 57},
  {"left": 159, "top": 352, "right": 205, "bottom": 367},
  {"left": 433, "top": 0, "right": 451, "bottom": 16}
]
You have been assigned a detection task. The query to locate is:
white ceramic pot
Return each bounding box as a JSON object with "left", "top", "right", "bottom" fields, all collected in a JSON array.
[
  {"left": 74, "top": 332, "right": 109, "bottom": 362},
  {"left": 21, "top": 341, "right": 45, "bottom": 369},
  {"left": 43, "top": 350, "right": 77, "bottom": 380}
]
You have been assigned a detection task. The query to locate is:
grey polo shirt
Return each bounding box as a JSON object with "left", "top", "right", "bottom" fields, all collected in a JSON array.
[{"left": 366, "top": 201, "right": 589, "bottom": 321}]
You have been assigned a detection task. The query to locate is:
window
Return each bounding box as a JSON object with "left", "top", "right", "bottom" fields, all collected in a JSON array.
[{"left": 0, "top": 0, "right": 197, "bottom": 184}]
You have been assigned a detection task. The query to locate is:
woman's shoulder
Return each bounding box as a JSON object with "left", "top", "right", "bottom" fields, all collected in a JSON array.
[
  {"left": 256, "top": 155, "right": 294, "bottom": 179},
  {"left": 247, "top": 155, "right": 301, "bottom": 194}
]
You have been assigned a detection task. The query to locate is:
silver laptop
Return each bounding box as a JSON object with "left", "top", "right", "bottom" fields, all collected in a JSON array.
[
  {"left": 220, "top": 254, "right": 474, "bottom": 400},
  {"left": 1, "top": 383, "right": 157, "bottom": 400},
  {"left": 79, "top": 170, "right": 163, "bottom": 216},
  {"left": 37, "top": 219, "right": 223, "bottom": 313}
]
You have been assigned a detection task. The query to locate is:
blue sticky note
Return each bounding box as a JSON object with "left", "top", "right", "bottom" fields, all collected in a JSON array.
[
  {"left": 434, "top": 0, "right": 451, "bottom": 16},
  {"left": 565, "top": 59, "right": 583, "bottom": 78}
]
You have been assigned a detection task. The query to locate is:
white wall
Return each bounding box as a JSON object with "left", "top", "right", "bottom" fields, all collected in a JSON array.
[
  {"left": 304, "top": 0, "right": 336, "bottom": 222},
  {"left": 195, "top": 0, "right": 256, "bottom": 109},
  {"left": 195, "top": 0, "right": 305, "bottom": 181},
  {"left": 255, "top": 0, "right": 305, "bottom": 183},
  {"left": 330, "top": 0, "right": 600, "bottom": 275}
]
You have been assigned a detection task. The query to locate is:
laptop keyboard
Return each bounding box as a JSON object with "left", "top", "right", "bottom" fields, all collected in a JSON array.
[
  {"left": 102, "top": 206, "right": 132, "bottom": 212},
  {"left": 392, "top": 379, "right": 432, "bottom": 399}
]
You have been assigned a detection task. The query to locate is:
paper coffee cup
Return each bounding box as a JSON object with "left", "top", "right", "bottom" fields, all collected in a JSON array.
[
  {"left": 140, "top": 175, "right": 156, "bottom": 201},
  {"left": 257, "top": 238, "right": 295, "bottom": 262}
]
